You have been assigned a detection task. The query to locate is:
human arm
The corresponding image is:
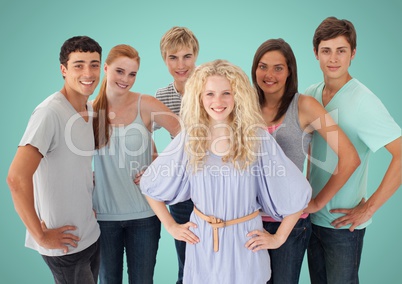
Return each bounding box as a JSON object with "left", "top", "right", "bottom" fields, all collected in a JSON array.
[
  {"left": 7, "top": 145, "right": 80, "bottom": 253},
  {"left": 145, "top": 196, "right": 199, "bottom": 244},
  {"left": 330, "top": 137, "right": 401, "bottom": 231},
  {"left": 141, "top": 95, "right": 181, "bottom": 137},
  {"left": 245, "top": 210, "right": 303, "bottom": 251},
  {"left": 152, "top": 137, "right": 158, "bottom": 161},
  {"left": 133, "top": 138, "right": 158, "bottom": 185},
  {"left": 299, "top": 95, "right": 360, "bottom": 213}
]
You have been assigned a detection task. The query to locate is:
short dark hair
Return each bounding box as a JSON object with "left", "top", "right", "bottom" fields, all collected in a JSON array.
[
  {"left": 59, "top": 36, "right": 102, "bottom": 67},
  {"left": 313, "top": 17, "right": 357, "bottom": 53}
]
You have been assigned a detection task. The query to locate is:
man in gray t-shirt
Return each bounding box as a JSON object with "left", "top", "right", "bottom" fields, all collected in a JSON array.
[{"left": 7, "top": 36, "right": 102, "bottom": 284}]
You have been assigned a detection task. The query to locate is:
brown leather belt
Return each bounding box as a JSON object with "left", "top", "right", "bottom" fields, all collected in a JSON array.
[{"left": 193, "top": 206, "right": 260, "bottom": 252}]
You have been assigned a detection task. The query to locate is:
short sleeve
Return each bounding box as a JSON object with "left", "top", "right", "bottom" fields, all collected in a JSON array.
[
  {"left": 356, "top": 95, "right": 401, "bottom": 153},
  {"left": 255, "top": 131, "right": 312, "bottom": 220},
  {"left": 140, "top": 132, "right": 191, "bottom": 204},
  {"left": 19, "top": 107, "right": 59, "bottom": 156}
]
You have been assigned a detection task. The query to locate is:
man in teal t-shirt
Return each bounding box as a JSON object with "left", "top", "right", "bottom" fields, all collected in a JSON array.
[{"left": 305, "top": 17, "right": 401, "bottom": 284}]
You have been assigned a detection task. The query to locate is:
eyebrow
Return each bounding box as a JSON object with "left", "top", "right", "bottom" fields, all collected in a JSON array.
[
  {"left": 71, "top": 60, "right": 101, "bottom": 64},
  {"left": 320, "top": 46, "right": 348, "bottom": 50},
  {"left": 168, "top": 53, "right": 193, "bottom": 57},
  {"left": 258, "top": 61, "right": 284, "bottom": 66},
  {"left": 204, "top": 89, "right": 231, "bottom": 93}
]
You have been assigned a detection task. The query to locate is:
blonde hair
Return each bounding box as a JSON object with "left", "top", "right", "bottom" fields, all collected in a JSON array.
[
  {"left": 160, "top": 26, "right": 199, "bottom": 60},
  {"left": 93, "top": 44, "right": 140, "bottom": 149},
  {"left": 181, "top": 59, "right": 265, "bottom": 170}
]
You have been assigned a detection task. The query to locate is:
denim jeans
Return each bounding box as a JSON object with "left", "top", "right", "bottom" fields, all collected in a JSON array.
[
  {"left": 263, "top": 215, "right": 312, "bottom": 284},
  {"left": 169, "top": 199, "right": 194, "bottom": 284},
  {"left": 307, "top": 224, "right": 366, "bottom": 284},
  {"left": 98, "top": 216, "right": 161, "bottom": 284},
  {"left": 42, "top": 238, "right": 100, "bottom": 284}
]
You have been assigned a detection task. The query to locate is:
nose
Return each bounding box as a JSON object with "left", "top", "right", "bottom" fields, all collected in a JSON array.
[
  {"left": 264, "top": 67, "right": 274, "bottom": 78},
  {"left": 213, "top": 94, "right": 224, "bottom": 103},
  {"left": 329, "top": 52, "right": 338, "bottom": 62},
  {"left": 177, "top": 58, "right": 185, "bottom": 69},
  {"left": 82, "top": 64, "right": 94, "bottom": 77}
]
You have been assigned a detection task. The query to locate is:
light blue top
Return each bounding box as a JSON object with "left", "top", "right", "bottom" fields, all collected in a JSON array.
[
  {"left": 305, "top": 78, "right": 401, "bottom": 229},
  {"left": 140, "top": 130, "right": 311, "bottom": 284},
  {"left": 93, "top": 95, "right": 155, "bottom": 221}
]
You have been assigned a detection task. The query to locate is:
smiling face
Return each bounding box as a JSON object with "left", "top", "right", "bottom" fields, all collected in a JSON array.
[
  {"left": 255, "top": 50, "right": 289, "bottom": 99},
  {"left": 202, "top": 75, "right": 235, "bottom": 125},
  {"left": 315, "top": 35, "right": 356, "bottom": 81},
  {"left": 165, "top": 46, "right": 197, "bottom": 92},
  {"left": 61, "top": 51, "right": 101, "bottom": 98},
  {"left": 104, "top": 56, "right": 139, "bottom": 96}
]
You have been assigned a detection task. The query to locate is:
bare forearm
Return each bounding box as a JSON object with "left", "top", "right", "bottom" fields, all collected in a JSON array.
[
  {"left": 365, "top": 156, "right": 401, "bottom": 215},
  {"left": 275, "top": 210, "right": 303, "bottom": 244},
  {"left": 145, "top": 196, "right": 177, "bottom": 229},
  {"left": 314, "top": 163, "right": 357, "bottom": 210},
  {"left": 7, "top": 177, "right": 44, "bottom": 242},
  {"left": 313, "top": 145, "right": 360, "bottom": 210}
]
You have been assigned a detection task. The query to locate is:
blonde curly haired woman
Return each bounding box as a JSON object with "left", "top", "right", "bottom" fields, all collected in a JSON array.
[{"left": 140, "top": 59, "right": 311, "bottom": 283}]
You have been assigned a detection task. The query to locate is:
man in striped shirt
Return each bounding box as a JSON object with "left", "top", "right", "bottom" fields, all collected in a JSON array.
[{"left": 155, "top": 26, "right": 199, "bottom": 284}]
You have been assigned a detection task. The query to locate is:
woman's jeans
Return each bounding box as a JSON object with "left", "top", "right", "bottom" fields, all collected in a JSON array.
[
  {"left": 264, "top": 215, "right": 312, "bottom": 284},
  {"left": 98, "top": 216, "right": 161, "bottom": 284},
  {"left": 307, "top": 224, "right": 365, "bottom": 284}
]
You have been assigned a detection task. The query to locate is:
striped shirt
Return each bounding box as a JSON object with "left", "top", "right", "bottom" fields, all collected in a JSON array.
[
  {"left": 155, "top": 82, "right": 182, "bottom": 115},
  {"left": 154, "top": 82, "right": 182, "bottom": 134}
]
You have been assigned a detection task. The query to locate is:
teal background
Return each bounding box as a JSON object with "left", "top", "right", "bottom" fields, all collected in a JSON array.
[{"left": 1, "top": 0, "right": 401, "bottom": 283}]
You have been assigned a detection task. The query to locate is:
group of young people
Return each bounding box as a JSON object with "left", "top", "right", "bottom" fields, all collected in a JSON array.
[{"left": 7, "top": 16, "right": 401, "bottom": 284}]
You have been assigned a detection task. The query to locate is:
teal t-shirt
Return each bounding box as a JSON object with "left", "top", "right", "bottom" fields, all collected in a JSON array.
[{"left": 305, "top": 78, "right": 401, "bottom": 229}]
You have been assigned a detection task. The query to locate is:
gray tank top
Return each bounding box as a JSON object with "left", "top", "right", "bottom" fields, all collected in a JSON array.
[{"left": 271, "top": 93, "right": 312, "bottom": 172}]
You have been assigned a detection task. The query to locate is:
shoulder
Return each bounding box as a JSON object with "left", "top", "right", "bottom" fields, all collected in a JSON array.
[
  {"left": 304, "top": 82, "right": 324, "bottom": 97},
  {"left": 298, "top": 94, "right": 324, "bottom": 114},
  {"left": 140, "top": 94, "right": 168, "bottom": 110},
  {"left": 155, "top": 83, "right": 174, "bottom": 96},
  {"left": 344, "top": 80, "right": 383, "bottom": 110},
  {"left": 33, "top": 98, "right": 60, "bottom": 120},
  {"left": 141, "top": 93, "right": 160, "bottom": 104},
  {"left": 297, "top": 94, "right": 327, "bottom": 128}
]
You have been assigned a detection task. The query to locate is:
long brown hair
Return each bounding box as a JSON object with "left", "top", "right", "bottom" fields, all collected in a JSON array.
[
  {"left": 251, "top": 38, "right": 298, "bottom": 123},
  {"left": 92, "top": 44, "right": 140, "bottom": 149}
]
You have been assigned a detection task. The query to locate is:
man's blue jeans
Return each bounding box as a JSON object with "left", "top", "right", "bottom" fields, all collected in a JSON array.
[
  {"left": 307, "top": 224, "right": 366, "bottom": 284},
  {"left": 42, "top": 237, "right": 100, "bottom": 284},
  {"left": 98, "top": 216, "right": 161, "bottom": 284},
  {"left": 169, "top": 199, "right": 194, "bottom": 284},
  {"left": 264, "top": 215, "right": 312, "bottom": 284}
]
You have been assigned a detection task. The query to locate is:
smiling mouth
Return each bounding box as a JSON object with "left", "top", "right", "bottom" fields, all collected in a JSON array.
[
  {"left": 263, "top": 80, "right": 275, "bottom": 86},
  {"left": 81, "top": 80, "right": 95, "bottom": 86},
  {"left": 116, "top": 83, "right": 129, "bottom": 88},
  {"left": 212, "top": 107, "right": 226, "bottom": 113},
  {"left": 176, "top": 71, "right": 187, "bottom": 76}
]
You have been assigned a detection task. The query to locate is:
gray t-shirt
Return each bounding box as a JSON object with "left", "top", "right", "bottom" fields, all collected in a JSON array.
[{"left": 20, "top": 91, "right": 100, "bottom": 256}]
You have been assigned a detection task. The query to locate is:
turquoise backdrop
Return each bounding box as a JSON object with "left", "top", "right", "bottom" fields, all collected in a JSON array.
[{"left": 1, "top": 1, "right": 401, "bottom": 283}]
